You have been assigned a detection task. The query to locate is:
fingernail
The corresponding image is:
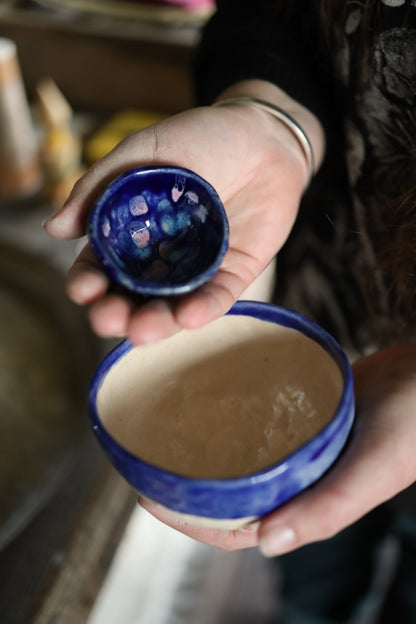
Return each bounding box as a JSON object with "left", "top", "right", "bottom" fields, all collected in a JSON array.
[{"left": 259, "top": 526, "right": 296, "bottom": 558}]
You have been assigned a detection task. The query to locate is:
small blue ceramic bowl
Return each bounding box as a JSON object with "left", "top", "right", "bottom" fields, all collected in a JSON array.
[
  {"left": 88, "top": 166, "right": 229, "bottom": 296},
  {"left": 88, "top": 301, "right": 355, "bottom": 528}
]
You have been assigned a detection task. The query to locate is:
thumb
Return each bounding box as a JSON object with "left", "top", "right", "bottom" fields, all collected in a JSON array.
[
  {"left": 43, "top": 157, "right": 119, "bottom": 240},
  {"left": 42, "top": 167, "right": 104, "bottom": 239},
  {"left": 257, "top": 423, "right": 409, "bottom": 557}
]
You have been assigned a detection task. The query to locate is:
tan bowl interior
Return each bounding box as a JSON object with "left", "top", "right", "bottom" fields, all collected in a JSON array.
[{"left": 97, "top": 314, "right": 343, "bottom": 481}]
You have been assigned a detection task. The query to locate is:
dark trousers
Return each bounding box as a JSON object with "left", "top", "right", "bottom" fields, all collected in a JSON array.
[{"left": 273, "top": 488, "right": 416, "bottom": 623}]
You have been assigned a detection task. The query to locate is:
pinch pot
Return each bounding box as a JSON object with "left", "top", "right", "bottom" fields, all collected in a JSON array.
[{"left": 88, "top": 166, "right": 229, "bottom": 296}]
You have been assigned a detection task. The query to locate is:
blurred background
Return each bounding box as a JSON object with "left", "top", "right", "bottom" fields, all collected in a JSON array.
[
  {"left": 0, "top": 2, "right": 279, "bottom": 623},
  {"left": 0, "top": 3, "right": 407, "bottom": 624}
]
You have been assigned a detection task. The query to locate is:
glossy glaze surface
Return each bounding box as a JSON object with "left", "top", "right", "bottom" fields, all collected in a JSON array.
[
  {"left": 97, "top": 316, "right": 343, "bottom": 479},
  {"left": 89, "top": 302, "right": 355, "bottom": 524},
  {"left": 88, "top": 166, "right": 229, "bottom": 296}
]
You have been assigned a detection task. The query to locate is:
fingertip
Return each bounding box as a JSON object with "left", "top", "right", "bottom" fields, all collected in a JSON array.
[
  {"left": 66, "top": 268, "right": 109, "bottom": 305},
  {"left": 43, "top": 203, "right": 86, "bottom": 239},
  {"left": 258, "top": 525, "right": 297, "bottom": 558},
  {"left": 128, "top": 300, "right": 181, "bottom": 345},
  {"left": 65, "top": 271, "right": 108, "bottom": 305},
  {"left": 42, "top": 210, "right": 64, "bottom": 236},
  {"left": 88, "top": 295, "right": 131, "bottom": 338},
  {"left": 175, "top": 290, "right": 224, "bottom": 329}
]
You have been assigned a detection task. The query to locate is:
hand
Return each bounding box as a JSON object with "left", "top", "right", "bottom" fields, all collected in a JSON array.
[
  {"left": 43, "top": 89, "right": 312, "bottom": 344},
  {"left": 139, "top": 346, "right": 416, "bottom": 554}
]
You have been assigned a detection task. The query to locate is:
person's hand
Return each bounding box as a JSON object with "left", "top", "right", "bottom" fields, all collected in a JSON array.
[
  {"left": 139, "top": 345, "right": 416, "bottom": 554},
  {"left": 43, "top": 87, "right": 315, "bottom": 345}
]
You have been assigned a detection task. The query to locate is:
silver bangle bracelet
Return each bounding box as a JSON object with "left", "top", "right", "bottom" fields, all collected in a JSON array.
[{"left": 214, "top": 96, "right": 315, "bottom": 189}]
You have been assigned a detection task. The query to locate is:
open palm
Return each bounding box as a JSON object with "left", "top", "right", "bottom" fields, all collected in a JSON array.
[{"left": 44, "top": 104, "right": 306, "bottom": 344}]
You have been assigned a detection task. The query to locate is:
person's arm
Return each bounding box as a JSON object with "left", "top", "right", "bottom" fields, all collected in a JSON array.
[
  {"left": 43, "top": 1, "right": 330, "bottom": 345},
  {"left": 43, "top": 2, "right": 416, "bottom": 558},
  {"left": 136, "top": 5, "right": 416, "bottom": 553},
  {"left": 213, "top": 79, "right": 325, "bottom": 177},
  {"left": 43, "top": 78, "right": 324, "bottom": 344}
]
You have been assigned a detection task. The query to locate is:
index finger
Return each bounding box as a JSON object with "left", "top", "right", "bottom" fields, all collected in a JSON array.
[{"left": 138, "top": 498, "right": 259, "bottom": 551}]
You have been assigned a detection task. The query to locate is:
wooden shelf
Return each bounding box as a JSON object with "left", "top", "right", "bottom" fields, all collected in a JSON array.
[{"left": 0, "top": 2, "right": 202, "bottom": 113}]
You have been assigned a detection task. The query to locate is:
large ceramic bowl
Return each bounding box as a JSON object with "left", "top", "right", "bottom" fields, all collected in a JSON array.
[
  {"left": 87, "top": 166, "right": 229, "bottom": 296},
  {"left": 88, "top": 301, "right": 354, "bottom": 529}
]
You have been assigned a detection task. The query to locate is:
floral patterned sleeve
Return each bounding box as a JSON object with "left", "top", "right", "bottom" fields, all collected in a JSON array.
[{"left": 195, "top": 1, "right": 416, "bottom": 357}]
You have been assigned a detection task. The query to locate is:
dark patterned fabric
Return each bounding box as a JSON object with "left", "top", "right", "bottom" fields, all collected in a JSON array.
[{"left": 196, "top": 1, "right": 416, "bottom": 358}]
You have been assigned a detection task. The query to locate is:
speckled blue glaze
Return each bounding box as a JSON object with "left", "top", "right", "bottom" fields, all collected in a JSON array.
[
  {"left": 88, "top": 301, "right": 355, "bottom": 522},
  {"left": 88, "top": 166, "right": 229, "bottom": 296}
]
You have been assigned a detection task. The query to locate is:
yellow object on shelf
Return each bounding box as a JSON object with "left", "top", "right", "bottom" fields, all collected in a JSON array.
[
  {"left": 84, "top": 109, "right": 169, "bottom": 163},
  {"left": 35, "top": 77, "right": 85, "bottom": 208}
]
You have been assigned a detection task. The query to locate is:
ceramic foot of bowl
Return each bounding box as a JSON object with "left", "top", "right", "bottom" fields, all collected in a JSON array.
[{"left": 140, "top": 497, "right": 258, "bottom": 530}]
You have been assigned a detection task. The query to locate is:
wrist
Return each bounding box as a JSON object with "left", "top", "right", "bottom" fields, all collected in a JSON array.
[
  {"left": 215, "top": 80, "right": 326, "bottom": 187},
  {"left": 215, "top": 96, "right": 315, "bottom": 191}
]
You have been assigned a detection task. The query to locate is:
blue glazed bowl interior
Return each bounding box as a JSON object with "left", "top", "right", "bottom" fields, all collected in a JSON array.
[
  {"left": 88, "top": 166, "right": 229, "bottom": 296},
  {"left": 89, "top": 301, "right": 355, "bottom": 527}
]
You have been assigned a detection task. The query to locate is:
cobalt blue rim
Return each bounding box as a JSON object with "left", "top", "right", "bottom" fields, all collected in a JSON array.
[
  {"left": 88, "top": 301, "right": 355, "bottom": 519},
  {"left": 87, "top": 166, "right": 230, "bottom": 296}
]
